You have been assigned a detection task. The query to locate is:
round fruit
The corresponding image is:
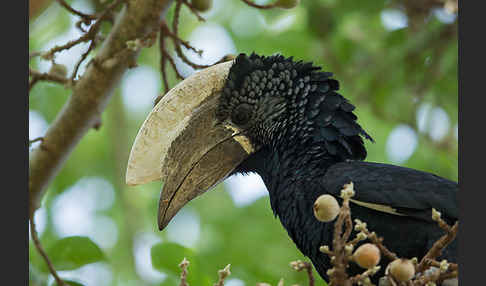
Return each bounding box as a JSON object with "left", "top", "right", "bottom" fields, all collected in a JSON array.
[
  {"left": 353, "top": 243, "right": 381, "bottom": 269},
  {"left": 313, "top": 194, "right": 340, "bottom": 222},
  {"left": 389, "top": 259, "right": 415, "bottom": 282}
]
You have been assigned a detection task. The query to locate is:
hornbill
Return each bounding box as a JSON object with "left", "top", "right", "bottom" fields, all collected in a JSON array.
[{"left": 126, "top": 53, "right": 458, "bottom": 283}]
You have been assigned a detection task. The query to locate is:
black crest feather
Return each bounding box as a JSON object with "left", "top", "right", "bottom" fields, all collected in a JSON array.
[{"left": 219, "top": 53, "right": 373, "bottom": 161}]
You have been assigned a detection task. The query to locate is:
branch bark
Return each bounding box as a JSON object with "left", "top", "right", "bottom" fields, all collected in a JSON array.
[
  {"left": 29, "top": 0, "right": 175, "bottom": 211},
  {"left": 29, "top": 0, "right": 54, "bottom": 19}
]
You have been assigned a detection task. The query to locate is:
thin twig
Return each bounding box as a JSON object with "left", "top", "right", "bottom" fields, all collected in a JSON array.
[
  {"left": 29, "top": 137, "right": 44, "bottom": 147},
  {"left": 170, "top": 0, "right": 230, "bottom": 70},
  {"left": 166, "top": 53, "right": 185, "bottom": 80},
  {"left": 362, "top": 226, "right": 398, "bottom": 262},
  {"left": 161, "top": 22, "right": 203, "bottom": 55},
  {"left": 41, "top": 36, "right": 90, "bottom": 61},
  {"left": 29, "top": 69, "right": 70, "bottom": 92},
  {"left": 159, "top": 30, "right": 170, "bottom": 94},
  {"left": 171, "top": 0, "right": 211, "bottom": 69},
  {"left": 30, "top": 51, "right": 43, "bottom": 59},
  {"left": 214, "top": 264, "right": 231, "bottom": 286},
  {"left": 70, "top": 36, "right": 98, "bottom": 81},
  {"left": 417, "top": 221, "right": 458, "bottom": 273},
  {"left": 39, "top": 0, "right": 125, "bottom": 81},
  {"left": 158, "top": 20, "right": 187, "bottom": 99},
  {"left": 349, "top": 267, "right": 380, "bottom": 285},
  {"left": 290, "top": 260, "right": 315, "bottom": 286},
  {"left": 158, "top": 0, "right": 233, "bottom": 85},
  {"left": 211, "top": 54, "right": 236, "bottom": 65},
  {"left": 181, "top": 0, "right": 206, "bottom": 21},
  {"left": 70, "top": 0, "right": 126, "bottom": 80},
  {"left": 29, "top": 207, "right": 66, "bottom": 286},
  {"left": 330, "top": 193, "right": 352, "bottom": 284},
  {"left": 179, "top": 258, "right": 190, "bottom": 286},
  {"left": 56, "top": 0, "right": 97, "bottom": 21}
]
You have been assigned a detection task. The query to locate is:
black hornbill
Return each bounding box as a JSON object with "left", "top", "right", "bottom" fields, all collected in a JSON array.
[{"left": 126, "top": 53, "right": 458, "bottom": 283}]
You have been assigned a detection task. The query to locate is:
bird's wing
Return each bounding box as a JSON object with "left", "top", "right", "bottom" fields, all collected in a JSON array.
[{"left": 321, "top": 161, "right": 458, "bottom": 221}]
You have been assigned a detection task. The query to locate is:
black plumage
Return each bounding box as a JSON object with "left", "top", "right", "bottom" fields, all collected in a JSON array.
[{"left": 217, "top": 53, "right": 457, "bottom": 283}]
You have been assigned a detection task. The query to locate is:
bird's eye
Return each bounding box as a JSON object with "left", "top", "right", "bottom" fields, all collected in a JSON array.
[{"left": 231, "top": 104, "right": 252, "bottom": 125}]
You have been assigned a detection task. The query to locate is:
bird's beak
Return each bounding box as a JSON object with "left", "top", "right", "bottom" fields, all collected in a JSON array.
[{"left": 126, "top": 61, "right": 253, "bottom": 230}]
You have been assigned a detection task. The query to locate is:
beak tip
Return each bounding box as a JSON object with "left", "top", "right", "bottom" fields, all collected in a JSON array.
[
  {"left": 157, "top": 217, "right": 168, "bottom": 231},
  {"left": 157, "top": 205, "right": 169, "bottom": 231}
]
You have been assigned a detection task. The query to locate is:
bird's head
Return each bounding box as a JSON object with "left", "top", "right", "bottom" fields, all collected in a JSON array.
[
  {"left": 126, "top": 53, "right": 372, "bottom": 230},
  {"left": 214, "top": 53, "right": 294, "bottom": 150}
]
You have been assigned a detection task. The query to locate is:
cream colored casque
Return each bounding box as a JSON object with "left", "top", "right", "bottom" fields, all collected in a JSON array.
[{"left": 126, "top": 60, "right": 254, "bottom": 230}]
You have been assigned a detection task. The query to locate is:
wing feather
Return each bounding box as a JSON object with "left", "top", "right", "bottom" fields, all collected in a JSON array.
[{"left": 321, "top": 161, "right": 458, "bottom": 221}]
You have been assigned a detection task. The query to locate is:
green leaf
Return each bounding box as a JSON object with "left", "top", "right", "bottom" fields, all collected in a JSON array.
[
  {"left": 151, "top": 242, "right": 209, "bottom": 285},
  {"left": 47, "top": 236, "right": 106, "bottom": 271},
  {"left": 151, "top": 242, "right": 196, "bottom": 276},
  {"left": 157, "top": 276, "right": 179, "bottom": 286}
]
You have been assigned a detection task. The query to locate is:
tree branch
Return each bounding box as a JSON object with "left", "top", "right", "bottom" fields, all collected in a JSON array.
[
  {"left": 29, "top": 0, "right": 175, "bottom": 211},
  {"left": 30, "top": 0, "right": 54, "bottom": 19}
]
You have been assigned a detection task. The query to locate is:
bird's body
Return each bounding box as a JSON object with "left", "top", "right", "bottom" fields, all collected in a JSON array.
[
  {"left": 225, "top": 53, "right": 458, "bottom": 282},
  {"left": 235, "top": 149, "right": 457, "bottom": 281}
]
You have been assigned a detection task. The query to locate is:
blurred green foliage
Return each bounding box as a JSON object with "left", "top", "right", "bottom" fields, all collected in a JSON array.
[
  {"left": 45, "top": 236, "right": 106, "bottom": 272},
  {"left": 29, "top": 0, "right": 457, "bottom": 285}
]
